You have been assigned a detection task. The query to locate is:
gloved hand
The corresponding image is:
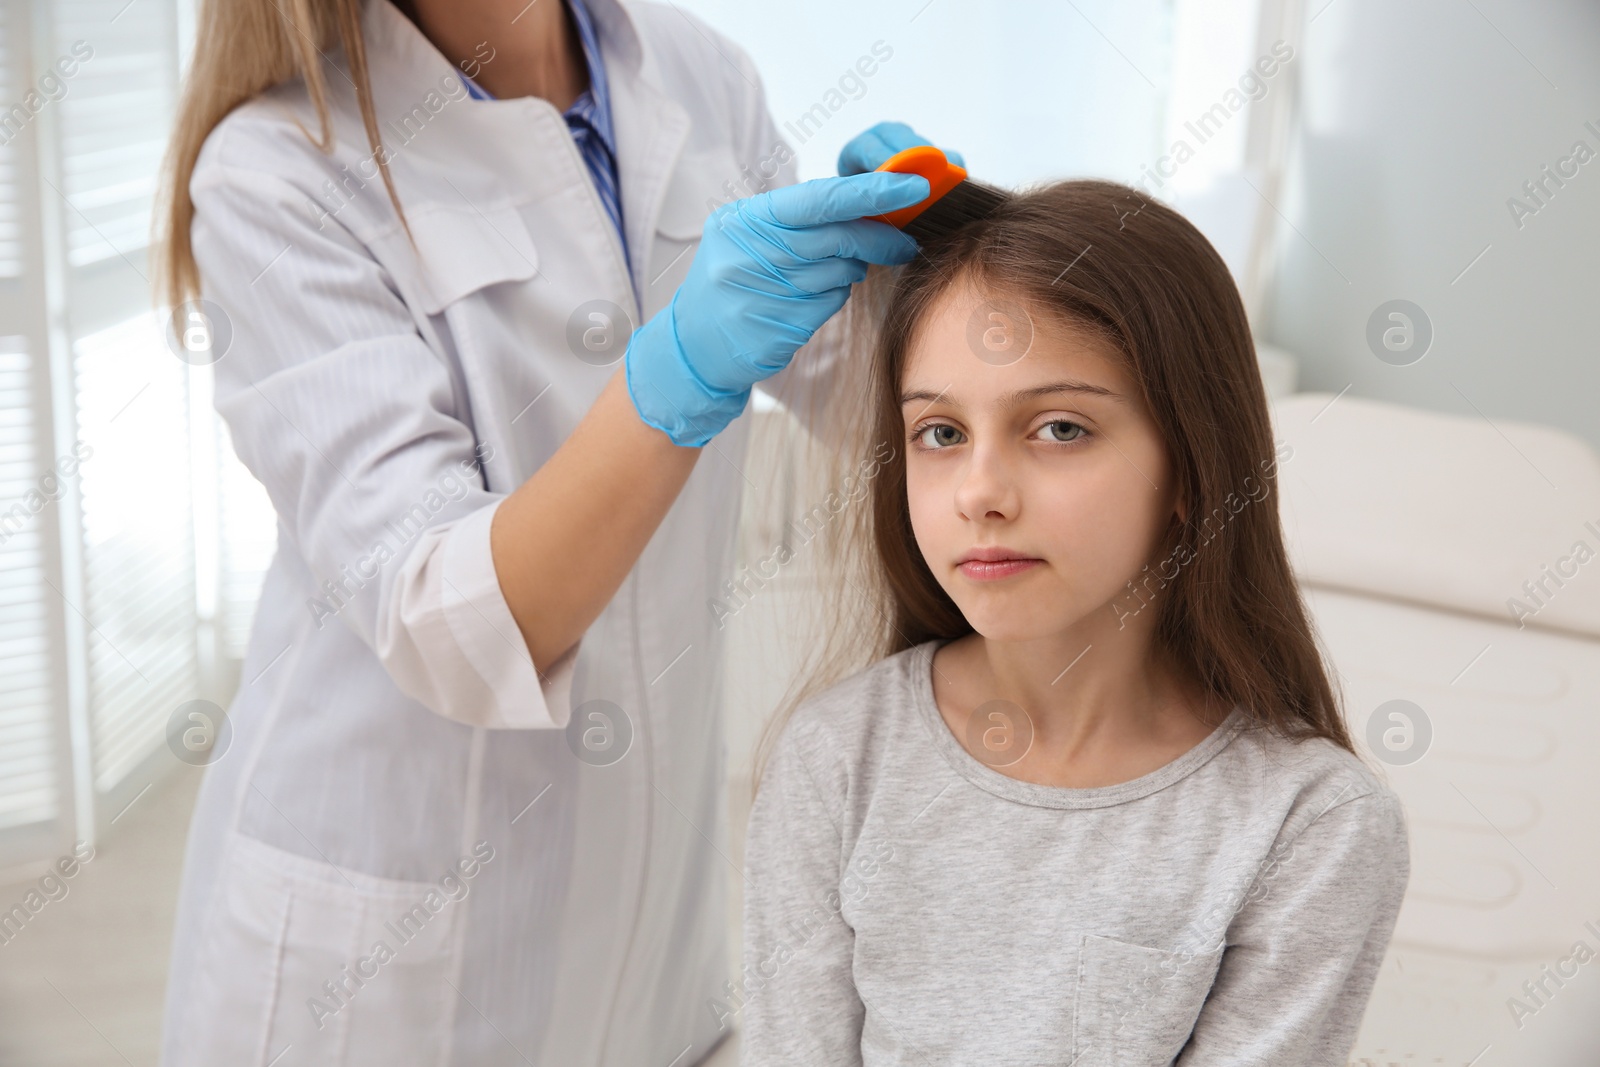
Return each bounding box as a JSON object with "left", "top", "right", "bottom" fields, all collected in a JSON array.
[
  {"left": 625, "top": 170, "right": 929, "bottom": 447},
  {"left": 837, "top": 120, "right": 965, "bottom": 175}
]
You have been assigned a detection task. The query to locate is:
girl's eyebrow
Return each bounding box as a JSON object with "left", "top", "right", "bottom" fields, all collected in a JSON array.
[{"left": 899, "top": 379, "right": 1126, "bottom": 408}]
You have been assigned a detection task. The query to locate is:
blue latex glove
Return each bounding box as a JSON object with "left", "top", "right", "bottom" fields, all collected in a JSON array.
[
  {"left": 625, "top": 170, "right": 929, "bottom": 447},
  {"left": 837, "top": 120, "right": 965, "bottom": 175}
]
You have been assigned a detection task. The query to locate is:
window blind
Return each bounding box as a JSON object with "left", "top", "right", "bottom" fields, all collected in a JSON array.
[
  {"left": 72, "top": 313, "right": 197, "bottom": 795},
  {"left": 51, "top": 0, "right": 196, "bottom": 809},
  {"left": 0, "top": 336, "right": 60, "bottom": 835},
  {"left": 0, "top": 0, "right": 74, "bottom": 868},
  {"left": 53, "top": 0, "right": 174, "bottom": 274},
  {"left": 0, "top": 0, "right": 22, "bottom": 280}
]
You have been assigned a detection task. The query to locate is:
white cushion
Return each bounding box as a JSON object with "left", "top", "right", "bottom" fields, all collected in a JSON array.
[{"left": 1268, "top": 391, "right": 1600, "bottom": 638}]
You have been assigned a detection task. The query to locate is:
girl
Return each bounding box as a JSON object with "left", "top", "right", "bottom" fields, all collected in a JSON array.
[{"left": 737, "top": 180, "right": 1410, "bottom": 1066}]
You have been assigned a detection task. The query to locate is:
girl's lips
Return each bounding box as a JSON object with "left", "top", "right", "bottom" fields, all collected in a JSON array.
[{"left": 957, "top": 558, "right": 1042, "bottom": 581}]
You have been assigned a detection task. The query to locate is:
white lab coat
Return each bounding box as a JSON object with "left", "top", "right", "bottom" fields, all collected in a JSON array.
[{"left": 159, "top": 1, "right": 828, "bottom": 1063}]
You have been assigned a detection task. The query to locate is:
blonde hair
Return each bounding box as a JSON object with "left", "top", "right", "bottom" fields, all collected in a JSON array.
[{"left": 153, "top": 0, "right": 408, "bottom": 306}]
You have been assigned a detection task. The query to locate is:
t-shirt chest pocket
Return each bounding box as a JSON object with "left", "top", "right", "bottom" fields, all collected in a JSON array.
[{"left": 1072, "top": 933, "right": 1225, "bottom": 1066}]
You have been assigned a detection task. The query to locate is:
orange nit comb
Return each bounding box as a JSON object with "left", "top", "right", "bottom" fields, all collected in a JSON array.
[{"left": 868, "top": 145, "right": 968, "bottom": 229}]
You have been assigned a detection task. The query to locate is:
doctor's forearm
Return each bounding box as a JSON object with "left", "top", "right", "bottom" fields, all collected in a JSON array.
[{"left": 489, "top": 366, "right": 703, "bottom": 675}]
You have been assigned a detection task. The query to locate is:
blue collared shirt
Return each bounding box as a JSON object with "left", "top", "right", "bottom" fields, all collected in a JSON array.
[{"left": 461, "top": 0, "right": 630, "bottom": 277}]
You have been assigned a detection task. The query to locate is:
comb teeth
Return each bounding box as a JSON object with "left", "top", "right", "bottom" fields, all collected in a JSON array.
[{"left": 902, "top": 179, "right": 1010, "bottom": 244}]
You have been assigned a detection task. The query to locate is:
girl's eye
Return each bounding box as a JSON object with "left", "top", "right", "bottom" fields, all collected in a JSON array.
[
  {"left": 1034, "top": 419, "right": 1088, "bottom": 444},
  {"left": 911, "top": 423, "right": 965, "bottom": 449}
]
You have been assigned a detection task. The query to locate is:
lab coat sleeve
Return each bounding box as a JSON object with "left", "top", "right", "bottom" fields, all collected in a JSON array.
[
  {"left": 739, "top": 714, "right": 864, "bottom": 1066},
  {"left": 189, "top": 159, "right": 577, "bottom": 730},
  {"left": 1176, "top": 789, "right": 1411, "bottom": 1065}
]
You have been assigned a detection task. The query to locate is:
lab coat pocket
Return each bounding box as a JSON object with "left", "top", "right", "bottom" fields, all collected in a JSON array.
[
  {"left": 1072, "top": 933, "right": 1224, "bottom": 1067},
  {"left": 399, "top": 200, "right": 541, "bottom": 316},
  {"left": 644, "top": 147, "right": 741, "bottom": 303},
  {"left": 177, "top": 831, "right": 462, "bottom": 1067}
]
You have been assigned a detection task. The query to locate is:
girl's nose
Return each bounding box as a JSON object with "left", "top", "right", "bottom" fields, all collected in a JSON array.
[{"left": 953, "top": 442, "right": 1022, "bottom": 522}]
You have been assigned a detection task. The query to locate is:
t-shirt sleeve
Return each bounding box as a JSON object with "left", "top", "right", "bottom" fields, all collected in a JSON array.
[
  {"left": 739, "top": 717, "right": 864, "bottom": 1066},
  {"left": 1176, "top": 787, "right": 1411, "bottom": 1066}
]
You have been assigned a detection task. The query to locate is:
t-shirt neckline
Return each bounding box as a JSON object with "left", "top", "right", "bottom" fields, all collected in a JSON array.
[{"left": 911, "top": 637, "right": 1248, "bottom": 810}]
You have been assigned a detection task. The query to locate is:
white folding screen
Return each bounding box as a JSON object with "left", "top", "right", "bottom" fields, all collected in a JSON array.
[
  {"left": 0, "top": 0, "right": 274, "bottom": 876},
  {"left": 0, "top": 331, "right": 64, "bottom": 855},
  {"left": 0, "top": 0, "right": 77, "bottom": 876}
]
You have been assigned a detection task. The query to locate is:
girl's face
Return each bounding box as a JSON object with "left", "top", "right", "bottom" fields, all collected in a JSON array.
[{"left": 900, "top": 277, "right": 1182, "bottom": 644}]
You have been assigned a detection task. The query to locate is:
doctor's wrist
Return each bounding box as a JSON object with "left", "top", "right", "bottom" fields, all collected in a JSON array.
[{"left": 623, "top": 303, "right": 750, "bottom": 447}]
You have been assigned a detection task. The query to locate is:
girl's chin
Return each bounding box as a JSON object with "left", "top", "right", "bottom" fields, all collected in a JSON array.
[
  {"left": 952, "top": 602, "right": 1106, "bottom": 646},
  {"left": 960, "top": 617, "right": 1077, "bottom": 645}
]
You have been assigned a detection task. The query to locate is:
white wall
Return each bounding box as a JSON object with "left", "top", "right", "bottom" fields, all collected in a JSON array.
[
  {"left": 672, "top": 0, "right": 1172, "bottom": 186},
  {"left": 1267, "top": 0, "right": 1600, "bottom": 450}
]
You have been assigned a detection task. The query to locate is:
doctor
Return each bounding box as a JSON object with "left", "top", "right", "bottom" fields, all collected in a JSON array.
[{"left": 154, "top": 0, "right": 948, "bottom": 1063}]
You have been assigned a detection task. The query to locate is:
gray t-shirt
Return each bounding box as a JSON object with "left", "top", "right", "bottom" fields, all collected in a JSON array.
[{"left": 738, "top": 638, "right": 1410, "bottom": 1067}]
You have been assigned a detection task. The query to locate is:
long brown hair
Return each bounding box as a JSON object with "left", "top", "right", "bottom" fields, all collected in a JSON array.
[
  {"left": 748, "top": 178, "right": 1356, "bottom": 799},
  {"left": 153, "top": 0, "right": 408, "bottom": 306}
]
